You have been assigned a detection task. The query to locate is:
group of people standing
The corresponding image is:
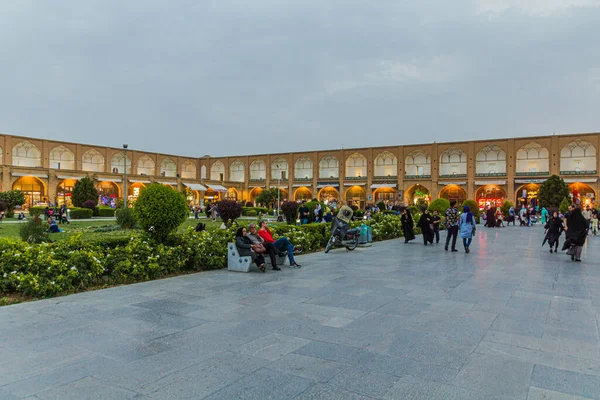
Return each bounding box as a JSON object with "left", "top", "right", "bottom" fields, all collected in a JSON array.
[
  {"left": 544, "top": 204, "right": 592, "bottom": 262},
  {"left": 400, "top": 200, "right": 476, "bottom": 253}
]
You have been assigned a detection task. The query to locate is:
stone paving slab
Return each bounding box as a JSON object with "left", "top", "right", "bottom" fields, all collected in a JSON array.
[{"left": 1, "top": 225, "right": 600, "bottom": 398}]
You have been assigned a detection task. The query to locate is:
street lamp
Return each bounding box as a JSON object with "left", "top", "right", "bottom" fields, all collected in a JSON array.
[
  {"left": 276, "top": 164, "right": 280, "bottom": 217},
  {"left": 123, "top": 144, "right": 128, "bottom": 208}
]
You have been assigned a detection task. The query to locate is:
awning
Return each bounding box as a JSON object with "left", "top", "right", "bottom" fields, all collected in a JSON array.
[
  {"left": 184, "top": 183, "right": 207, "bottom": 191},
  {"left": 370, "top": 183, "right": 397, "bottom": 189},
  {"left": 316, "top": 183, "right": 339, "bottom": 189},
  {"left": 57, "top": 175, "right": 84, "bottom": 180},
  {"left": 129, "top": 179, "right": 151, "bottom": 184},
  {"left": 515, "top": 179, "right": 546, "bottom": 184},
  {"left": 475, "top": 180, "right": 506, "bottom": 185},
  {"left": 438, "top": 181, "right": 467, "bottom": 185},
  {"left": 158, "top": 181, "right": 178, "bottom": 186},
  {"left": 206, "top": 184, "right": 228, "bottom": 192},
  {"left": 97, "top": 178, "right": 122, "bottom": 183},
  {"left": 343, "top": 183, "right": 366, "bottom": 186},
  {"left": 292, "top": 184, "right": 312, "bottom": 187},
  {"left": 249, "top": 185, "right": 265, "bottom": 189},
  {"left": 564, "top": 178, "right": 598, "bottom": 183},
  {"left": 269, "top": 186, "right": 288, "bottom": 189},
  {"left": 11, "top": 172, "right": 48, "bottom": 178}
]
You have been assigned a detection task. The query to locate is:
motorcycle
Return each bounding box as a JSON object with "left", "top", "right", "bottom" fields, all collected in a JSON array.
[{"left": 325, "top": 205, "right": 360, "bottom": 253}]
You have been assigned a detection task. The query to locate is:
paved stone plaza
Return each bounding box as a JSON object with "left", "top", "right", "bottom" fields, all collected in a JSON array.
[{"left": 1, "top": 226, "right": 600, "bottom": 399}]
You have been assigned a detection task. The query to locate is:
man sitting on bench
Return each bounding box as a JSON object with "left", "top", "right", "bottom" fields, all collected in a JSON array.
[
  {"left": 247, "top": 223, "right": 281, "bottom": 271},
  {"left": 257, "top": 220, "right": 302, "bottom": 268}
]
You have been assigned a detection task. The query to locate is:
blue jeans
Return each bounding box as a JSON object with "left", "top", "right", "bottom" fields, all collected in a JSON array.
[
  {"left": 300, "top": 219, "right": 308, "bottom": 225},
  {"left": 274, "top": 237, "right": 295, "bottom": 264},
  {"left": 463, "top": 237, "right": 472, "bottom": 248}
]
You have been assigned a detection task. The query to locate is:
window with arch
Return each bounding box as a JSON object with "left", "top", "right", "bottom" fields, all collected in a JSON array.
[
  {"left": 49, "top": 145, "right": 75, "bottom": 170},
  {"left": 12, "top": 141, "right": 41, "bottom": 167},
  {"left": 345, "top": 153, "right": 367, "bottom": 178},
  {"left": 180, "top": 161, "right": 196, "bottom": 179},
  {"left": 230, "top": 160, "right": 245, "bottom": 182},
  {"left": 560, "top": 140, "right": 597, "bottom": 174},
  {"left": 271, "top": 158, "right": 288, "bottom": 180},
  {"left": 82, "top": 150, "right": 105, "bottom": 172},
  {"left": 210, "top": 161, "right": 225, "bottom": 181},
  {"left": 516, "top": 142, "right": 549, "bottom": 174},
  {"left": 439, "top": 147, "right": 467, "bottom": 176},
  {"left": 319, "top": 155, "right": 339, "bottom": 179},
  {"left": 294, "top": 157, "right": 313, "bottom": 179},
  {"left": 0, "top": 146, "right": 2, "bottom": 165},
  {"left": 137, "top": 155, "right": 156, "bottom": 176},
  {"left": 374, "top": 151, "right": 397, "bottom": 177},
  {"left": 110, "top": 153, "right": 132, "bottom": 174},
  {"left": 201, "top": 165, "right": 207, "bottom": 179},
  {"left": 160, "top": 158, "right": 177, "bottom": 177},
  {"left": 250, "top": 159, "right": 266, "bottom": 180},
  {"left": 475, "top": 145, "right": 506, "bottom": 175},
  {"left": 404, "top": 150, "right": 431, "bottom": 177}
]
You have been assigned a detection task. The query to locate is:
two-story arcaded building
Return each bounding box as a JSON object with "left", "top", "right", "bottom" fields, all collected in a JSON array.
[{"left": 1, "top": 132, "right": 598, "bottom": 210}]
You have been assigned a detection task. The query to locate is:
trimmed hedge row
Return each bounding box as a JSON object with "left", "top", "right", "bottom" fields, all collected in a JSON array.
[
  {"left": 97, "top": 207, "right": 116, "bottom": 217},
  {"left": 242, "top": 207, "right": 269, "bottom": 216}
]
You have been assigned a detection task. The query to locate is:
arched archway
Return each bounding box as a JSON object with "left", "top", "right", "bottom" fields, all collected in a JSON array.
[
  {"left": 318, "top": 187, "right": 339, "bottom": 204},
  {"left": 128, "top": 182, "right": 146, "bottom": 203},
  {"left": 13, "top": 176, "right": 46, "bottom": 207},
  {"left": 57, "top": 179, "right": 77, "bottom": 206},
  {"left": 568, "top": 182, "right": 597, "bottom": 206},
  {"left": 345, "top": 186, "right": 366, "bottom": 209},
  {"left": 404, "top": 184, "right": 431, "bottom": 205},
  {"left": 82, "top": 150, "right": 105, "bottom": 172},
  {"left": 405, "top": 150, "right": 431, "bottom": 177},
  {"left": 373, "top": 187, "right": 397, "bottom": 203},
  {"left": 439, "top": 185, "right": 467, "bottom": 205},
  {"left": 476, "top": 185, "right": 506, "bottom": 210},
  {"left": 225, "top": 188, "right": 239, "bottom": 200},
  {"left": 12, "top": 141, "right": 41, "bottom": 167},
  {"left": 439, "top": 148, "right": 467, "bottom": 177},
  {"left": 204, "top": 189, "right": 221, "bottom": 203},
  {"left": 97, "top": 181, "right": 120, "bottom": 207},
  {"left": 515, "top": 183, "right": 541, "bottom": 207},
  {"left": 50, "top": 146, "right": 75, "bottom": 170},
  {"left": 294, "top": 187, "right": 313, "bottom": 201},
  {"left": 374, "top": 151, "right": 397, "bottom": 177},
  {"left": 249, "top": 188, "right": 263, "bottom": 204},
  {"left": 560, "top": 140, "right": 597, "bottom": 174}
]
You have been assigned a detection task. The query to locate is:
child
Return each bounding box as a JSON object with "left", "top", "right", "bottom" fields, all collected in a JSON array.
[{"left": 591, "top": 215, "right": 599, "bottom": 236}]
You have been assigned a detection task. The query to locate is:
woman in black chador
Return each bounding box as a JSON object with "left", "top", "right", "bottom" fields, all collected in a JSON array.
[
  {"left": 401, "top": 208, "right": 416, "bottom": 244},
  {"left": 544, "top": 211, "right": 563, "bottom": 253},
  {"left": 563, "top": 207, "right": 587, "bottom": 262},
  {"left": 417, "top": 209, "right": 434, "bottom": 245}
]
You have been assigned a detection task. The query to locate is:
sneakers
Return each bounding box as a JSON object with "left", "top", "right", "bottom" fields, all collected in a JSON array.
[
  {"left": 465, "top": 246, "right": 470, "bottom": 254},
  {"left": 293, "top": 247, "right": 303, "bottom": 254},
  {"left": 290, "top": 262, "right": 302, "bottom": 268},
  {"left": 272, "top": 266, "right": 281, "bottom": 271}
]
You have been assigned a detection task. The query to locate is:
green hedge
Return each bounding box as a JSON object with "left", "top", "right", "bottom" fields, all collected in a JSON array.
[
  {"left": 97, "top": 207, "right": 115, "bottom": 217},
  {"left": 242, "top": 207, "right": 268, "bottom": 216},
  {"left": 245, "top": 210, "right": 258, "bottom": 216},
  {"left": 70, "top": 208, "right": 93, "bottom": 219},
  {"left": 28, "top": 206, "right": 46, "bottom": 217}
]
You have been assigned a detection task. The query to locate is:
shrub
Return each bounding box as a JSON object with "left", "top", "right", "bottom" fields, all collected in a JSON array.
[
  {"left": 217, "top": 200, "right": 243, "bottom": 226},
  {"left": 72, "top": 177, "right": 98, "bottom": 207},
  {"left": 245, "top": 202, "right": 253, "bottom": 207},
  {"left": 408, "top": 206, "right": 419, "bottom": 217},
  {"left": 29, "top": 206, "right": 46, "bottom": 217},
  {"left": 242, "top": 207, "right": 268, "bottom": 216},
  {"left": 428, "top": 198, "right": 450, "bottom": 214},
  {"left": 116, "top": 207, "right": 136, "bottom": 229},
  {"left": 245, "top": 210, "right": 258, "bottom": 216},
  {"left": 559, "top": 197, "right": 571, "bottom": 215},
  {"left": 377, "top": 201, "right": 386, "bottom": 211},
  {"left": 500, "top": 200, "right": 514, "bottom": 219},
  {"left": 97, "top": 207, "right": 115, "bottom": 217},
  {"left": 281, "top": 201, "right": 300, "bottom": 224},
  {"left": 354, "top": 210, "right": 365, "bottom": 219},
  {"left": 0, "top": 190, "right": 26, "bottom": 217},
  {"left": 70, "top": 208, "right": 93, "bottom": 219},
  {"left": 415, "top": 197, "right": 429, "bottom": 212},
  {"left": 133, "top": 184, "right": 188, "bottom": 242},
  {"left": 461, "top": 200, "right": 480, "bottom": 219},
  {"left": 19, "top": 216, "right": 48, "bottom": 243}
]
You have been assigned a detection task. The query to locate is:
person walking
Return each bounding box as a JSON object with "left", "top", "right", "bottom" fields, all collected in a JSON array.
[
  {"left": 508, "top": 206, "right": 516, "bottom": 226},
  {"left": 459, "top": 205, "right": 475, "bottom": 253},
  {"left": 544, "top": 211, "right": 563, "bottom": 253},
  {"left": 432, "top": 210, "right": 441, "bottom": 243},
  {"left": 540, "top": 206, "right": 549, "bottom": 226},
  {"left": 591, "top": 214, "right": 599, "bottom": 236},
  {"left": 563, "top": 206, "right": 587, "bottom": 262},
  {"left": 417, "top": 209, "right": 434, "bottom": 246},
  {"left": 444, "top": 200, "right": 459, "bottom": 252},
  {"left": 400, "top": 208, "right": 416, "bottom": 244}
]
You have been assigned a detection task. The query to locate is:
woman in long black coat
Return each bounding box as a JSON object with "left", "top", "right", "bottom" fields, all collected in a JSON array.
[
  {"left": 563, "top": 207, "right": 587, "bottom": 262},
  {"left": 544, "top": 211, "right": 563, "bottom": 253},
  {"left": 401, "top": 209, "right": 416, "bottom": 244},
  {"left": 417, "top": 209, "right": 434, "bottom": 245}
]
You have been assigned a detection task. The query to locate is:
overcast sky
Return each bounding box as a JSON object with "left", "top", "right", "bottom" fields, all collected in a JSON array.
[{"left": 1, "top": 1, "right": 599, "bottom": 157}]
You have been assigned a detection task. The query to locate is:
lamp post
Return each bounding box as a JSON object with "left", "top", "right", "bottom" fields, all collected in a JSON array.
[
  {"left": 123, "top": 144, "right": 128, "bottom": 208},
  {"left": 277, "top": 164, "right": 280, "bottom": 217}
]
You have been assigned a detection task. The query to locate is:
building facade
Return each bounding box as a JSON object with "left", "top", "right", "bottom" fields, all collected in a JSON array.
[{"left": 1, "top": 132, "right": 598, "bottom": 209}]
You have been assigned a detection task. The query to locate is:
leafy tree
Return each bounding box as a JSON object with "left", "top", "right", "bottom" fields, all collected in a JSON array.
[
  {"left": 500, "top": 200, "right": 514, "bottom": 219},
  {"left": 281, "top": 201, "right": 300, "bottom": 224},
  {"left": 539, "top": 175, "right": 569, "bottom": 208},
  {"left": 0, "top": 190, "right": 26, "bottom": 217},
  {"left": 255, "top": 188, "right": 280, "bottom": 208},
  {"left": 217, "top": 200, "right": 242, "bottom": 226},
  {"left": 133, "top": 183, "right": 188, "bottom": 242},
  {"left": 72, "top": 177, "right": 98, "bottom": 207},
  {"left": 462, "top": 199, "right": 480, "bottom": 218},
  {"left": 428, "top": 198, "right": 450, "bottom": 214},
  {"left": 559, "top": 197, "right": 571, "bottom": 215},
  {"left": 415, "top": 197, "right": 429, "bottom": 212}
]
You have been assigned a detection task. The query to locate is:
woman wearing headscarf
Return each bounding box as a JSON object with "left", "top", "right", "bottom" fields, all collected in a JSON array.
[
  {"left": 541, "top": 206, "right": 549, "bottom": 225},
  {"left": 459, "top": 205, "right": 475, "bottom": 253},
  {"left": 544, "top": 211, "right": 563, "bottom": 253},
  {"left": 400, "top": 208, "right": 416, "bottom": 244},
  {"left": 485, "top": 207, "right": 496, "bottom": 228},
  {"left": 563, "top": 206, "right": 587, "bottom": 262},
  {"left": 235, "top": 227, "right": 266, "bottom": 272},
  {"left": 417, "top": 209, "right": 434, "bottom": 245}
]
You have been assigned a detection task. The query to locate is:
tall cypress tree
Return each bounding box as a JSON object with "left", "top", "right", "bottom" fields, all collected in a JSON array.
[{"left": 72, "top": 177, "right": 99, "bottom": 207}]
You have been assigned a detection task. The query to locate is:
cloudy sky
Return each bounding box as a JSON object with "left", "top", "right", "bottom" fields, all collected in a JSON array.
[{"left": 1, "top": 1, "right": 599, "bottom": 157}]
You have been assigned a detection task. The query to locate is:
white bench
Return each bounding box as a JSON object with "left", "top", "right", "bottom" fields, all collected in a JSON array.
[{"left": 227, "top": 243, "right": 288, "bottom": 272}]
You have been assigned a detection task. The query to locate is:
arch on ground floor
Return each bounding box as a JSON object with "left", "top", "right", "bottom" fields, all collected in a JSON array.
[
  {"left": 183, "top": 188, "right": 200, "bottom": 205},
  {"left": 438, "top": 184, "right": 467, "bottom": 206},
  {"left": 294, "top": 186, "right": 313, "bottom": 201},
  {"left": 515, "top": 183, "right": 540, "bottom": 208},
  {"left": 225, "top": 187, "right": 239, "bottom": 200},
  {"left": 204, "top": 189, "right": 221, "bottom": 203},
  {"left": 57, "top": 179, "right": 78, "bottom": 207},
  {"left": 249, "top": 187, "right": 263, "bottom": 204},
  {"left": 12, "top": 176, "right": 47, "bottom": 207},
  {"left": 128, "top": 182, "right": 146, "bottom": 203},
  {"left": 373, "top": 187, "right": 397, "bottom": 203},
  {"left": 568, "top": 182, "right": 597, "bottom": 207},
  {"left": 318, "top": 187, "right": 339, "bottom": 204},
  {"left": 404, "top": 184, "right": 431, "bottom": 205},
  {"left": 476, "top": 185, "right": 506, "bottom": 210},
  {"left": 97, "top": 181, "right": 120, "bottom": 207},
  {"left": 345, "top": 185, "right": 366, "bottom": 209}
]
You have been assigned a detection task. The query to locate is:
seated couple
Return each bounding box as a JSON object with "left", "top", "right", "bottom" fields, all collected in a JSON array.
[{"left": 234, "top": 220, "right": 303, "bottom": 273}]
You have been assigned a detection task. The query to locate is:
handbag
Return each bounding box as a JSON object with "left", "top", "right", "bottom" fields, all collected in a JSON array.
[{"left": 253, "top": 243, "right": 267, "bottom": 254}]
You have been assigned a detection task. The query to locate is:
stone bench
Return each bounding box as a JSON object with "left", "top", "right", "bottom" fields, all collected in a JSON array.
[{"left": 227, "top": 243, "right": 288, "bottom": 273}]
